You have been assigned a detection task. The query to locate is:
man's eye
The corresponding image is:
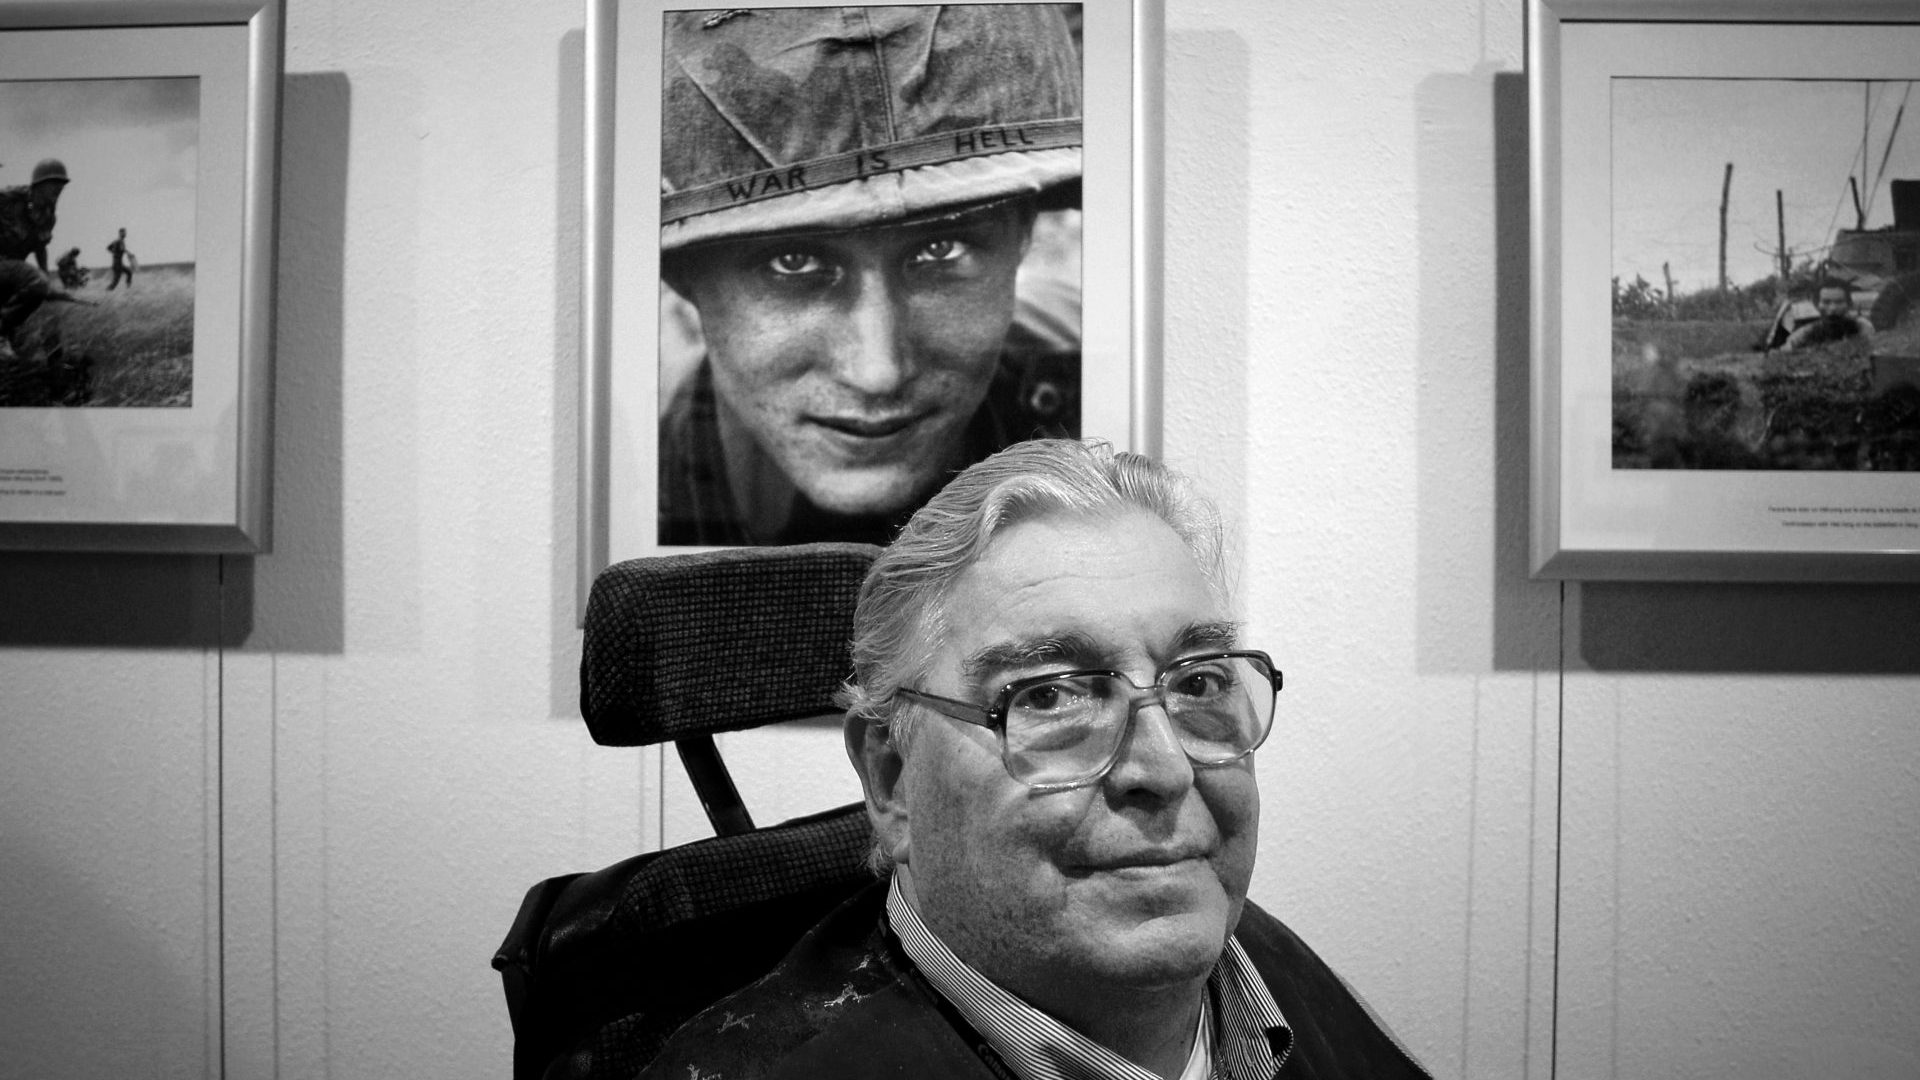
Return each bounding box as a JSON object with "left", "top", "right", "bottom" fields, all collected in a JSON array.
[
  {"left": 909, "top": 238, "right": 968, "bottom": 265},
  {"left": 1014, "top": 676, "right": 1097, "bottom": 716},
  {"left": 766, "top": 252, "right": 827, "bottom": 276},
  {"left": 1170, "top": 666, "right": 1235, "bottom": 700}
]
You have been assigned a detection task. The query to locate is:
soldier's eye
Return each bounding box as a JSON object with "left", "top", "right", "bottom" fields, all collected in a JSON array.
[
  {"left": 767, "top": 252, "right": 828, "bottom": 276},
  {"left": 909, "top": 238, "right": 967, "bottom": 265}
]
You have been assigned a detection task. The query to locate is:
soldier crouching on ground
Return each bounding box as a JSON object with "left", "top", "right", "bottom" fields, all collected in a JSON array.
[
  {"left": 56, "top": 247, "right": 86, "bottom": 289},
  {"left": 0, "top": 258, "right": 54, "bottom": 359},
  {"left": 0, "top": 256, "right": 93, "bottom": 405},
  {"left": 0, "top": 159, "right": 71, "bottom": 272},
  {"left": 655, "top": 5, "right": 1084, "bottom": 548}
]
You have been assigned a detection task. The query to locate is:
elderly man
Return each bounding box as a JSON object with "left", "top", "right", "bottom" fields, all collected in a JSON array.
[
  {"left": 639, "top": 440, "right": 1428, "bottom": 1080},
  {"left": 656, "top": 5, "right": 1083, "bottom": 548}
]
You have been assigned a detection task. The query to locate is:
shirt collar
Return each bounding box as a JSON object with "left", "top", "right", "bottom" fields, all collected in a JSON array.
[{"left": 885, "top": 870, "right": 1292, "bottom": 1080}]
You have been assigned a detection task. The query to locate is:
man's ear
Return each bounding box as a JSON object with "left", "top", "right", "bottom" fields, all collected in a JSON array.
[{"left": 844, "top": 713, "right": 912, "bottom": 866}]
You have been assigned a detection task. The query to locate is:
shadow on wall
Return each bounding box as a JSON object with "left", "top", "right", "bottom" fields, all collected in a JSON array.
[
  {"left": 551, "top": 28, "right": 585, "bottom": 720},
  {"left": 0, "top": 840, "right": 203, "bottom": 1072},
  {"left": 1486, "top": 72, "right": 1563, "bottom": 672},
  {"left": 0, "top": 72, "right": 352, "bottom": 653},
  {"left": 1161, "top": 27, "right": 1252, "bottom": 561},
  {"left": 1574, "top": 581, "right": 1920, "bottom": 674},
  {"left": 242, "top": 71, "right": 352, "bottom": 655},
  {"left": 0, "top": 551, "right": 245, "bottom": 646},
  {"left": 1421, "top": 69, "right": 1561, "bottom": 675}
]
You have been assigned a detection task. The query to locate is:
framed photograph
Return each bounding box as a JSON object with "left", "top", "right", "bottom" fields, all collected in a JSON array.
[
  {"left": 1532, "top": 0, "right": 1920, "bottom": 580},
  {"left": 582, "top": 0, "right": 1162, "bottom": 606},
  {"left": 0, "top": 0, "right": 281, "bottom": 553}
]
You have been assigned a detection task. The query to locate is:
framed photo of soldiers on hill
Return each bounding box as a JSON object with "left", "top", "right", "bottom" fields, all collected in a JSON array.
[
  {"left": 0, "top": 0, "right": 281, "bottom": 553},
  {"left": 580, "top": 0, "right": 1163, "bottom": 611},
  {"left": 1531, "top": 0, "right": 1920, "bottom": 581}
]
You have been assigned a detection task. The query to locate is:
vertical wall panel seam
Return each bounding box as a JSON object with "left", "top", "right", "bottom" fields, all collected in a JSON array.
[
  {"left": 271, "top": 651, "right": 279, "bottom": 1080},
  {"left": 1551, "top": 579, "right": 1565, "bottom": 1080},
  {"left": 217, "top": 554, "right": 228, "bottom": 1080}
]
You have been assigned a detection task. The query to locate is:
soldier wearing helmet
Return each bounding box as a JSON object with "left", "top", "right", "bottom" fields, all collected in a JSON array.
[
  {"left": 655, "top": 5, "right": 1084, "bottom": 547},
  {"left": 0, "top": 158, "right": 72, "bottom": 272},
  {"left": 0, "top": 159, "right": 75, "bottom": 360}
]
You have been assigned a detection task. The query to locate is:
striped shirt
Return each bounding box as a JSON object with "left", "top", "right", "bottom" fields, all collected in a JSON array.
[{"left": 886, "top": 875, "right": 1293, "bottom": 1080}]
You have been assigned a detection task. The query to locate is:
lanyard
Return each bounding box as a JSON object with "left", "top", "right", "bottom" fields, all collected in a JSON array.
[{"left": 886, "top": 923, "right": 1027, "bottom": 1080}]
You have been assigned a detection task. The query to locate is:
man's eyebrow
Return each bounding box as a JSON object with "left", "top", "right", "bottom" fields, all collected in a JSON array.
[
  {"left": 960, "top": 621, "right": 1244, "bottom": 680},
  {"left": 962, "top": 632, "right": 1105, "bottom": 678},
  {"left": 1177, "top": 621, "right": 1243, "bottom": 652}
]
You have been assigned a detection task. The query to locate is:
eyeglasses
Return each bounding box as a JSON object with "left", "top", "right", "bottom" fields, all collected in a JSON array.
[{"left": 896, "top": 651, "right": 1281, "bottom": 791}]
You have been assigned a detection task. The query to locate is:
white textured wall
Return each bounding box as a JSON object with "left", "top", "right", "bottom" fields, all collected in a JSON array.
[{"left": 1, "top": 0, "right": 1916, "bottom": 1077}]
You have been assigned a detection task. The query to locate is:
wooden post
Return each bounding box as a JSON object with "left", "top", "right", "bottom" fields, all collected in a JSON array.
[
  {"left": 1663, "top": 261, "right": 1675, "bottom": 317},
  {"left": 1777, "top": 189, "right": 1789, "bottom": 283},
  {"left": 1719, "top": 162, "right": 1734, "bottom": 292}
]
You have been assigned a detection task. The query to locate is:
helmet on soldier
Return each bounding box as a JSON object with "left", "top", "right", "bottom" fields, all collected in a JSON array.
[
  {"left": 31, "top": 159, "right": 69, "bottom": 187},
  {"left": 658, "top": 5, "right": 1082, "bottom": 252}
]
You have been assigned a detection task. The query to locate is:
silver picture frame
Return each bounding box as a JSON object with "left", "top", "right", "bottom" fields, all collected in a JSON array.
[
  {"left": 1531, "top": 0, "right": 1920, "bottom": 580},
  {"left": 0, "top": 0, "right": 282, "bottom": 553},
  {"left": 581, "top": 0, "right": 1164, "bottom": 616}
]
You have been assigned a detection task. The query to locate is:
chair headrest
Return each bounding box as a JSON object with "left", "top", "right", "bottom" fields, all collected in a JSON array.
[{"left": 580, "top": 543, "right": 882, "bottom": 746}]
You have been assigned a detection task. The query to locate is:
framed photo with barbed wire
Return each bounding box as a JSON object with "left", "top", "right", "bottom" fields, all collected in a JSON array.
[
  {"left": 581, "top": 0, "right": 1163, "bottom": 614},
  {"left": 1532, "top": 0, "right": 1920, "bottom": 580},
  {"left": 0, "top": 0, "right": 281, "bottom": 552}
]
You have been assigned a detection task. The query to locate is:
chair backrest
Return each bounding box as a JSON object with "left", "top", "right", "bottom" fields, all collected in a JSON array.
[
  {"left": 579, "top": 541, "right": 882, "bottom": 833},
  {"left": 495, "top": 543, "right": 882, "bottom": 1080}
]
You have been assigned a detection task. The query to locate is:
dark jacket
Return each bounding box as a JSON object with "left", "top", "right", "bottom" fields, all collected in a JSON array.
[{"left": 635, "top": 883, "right": 1430, "bottom": 1080}]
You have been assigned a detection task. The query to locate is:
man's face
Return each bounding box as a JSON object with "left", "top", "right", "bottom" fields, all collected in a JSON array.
[
  {"left": 675, "top": 202, "right": 1033, "bottom": 517},
  {"left": 1817, "top": 286, "right": 1852, "bottom": 318},
  {"left": 895, "top": 509, "right": 1259, "bottom": 1012}
]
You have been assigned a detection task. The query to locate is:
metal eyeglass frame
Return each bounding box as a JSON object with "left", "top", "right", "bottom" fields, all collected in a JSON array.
[{"left": 894, "top": 649, "right": 1283, "bottom": 792}]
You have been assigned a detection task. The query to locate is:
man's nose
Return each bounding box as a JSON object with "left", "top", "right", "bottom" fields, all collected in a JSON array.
[
  {"left": 828, "top": 268, "right": 913, "bottom": 395},
  {"left": 1103, "top": 701, "right": 1196, "bottom": 801}
]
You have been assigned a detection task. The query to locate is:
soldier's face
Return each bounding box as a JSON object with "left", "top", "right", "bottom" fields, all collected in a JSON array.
[
  {"left": 1817, "top": 286, "right": 1852, "bottom": 317},
  {"left": 675, "top": 201, "right": 1033, "bottom": 517}
]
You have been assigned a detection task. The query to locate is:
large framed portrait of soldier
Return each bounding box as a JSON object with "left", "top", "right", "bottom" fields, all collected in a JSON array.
[
  {"left": 582, "top": 0, "right": 1162, "bottom": 608},
  {"left": 0, "top": 0, "right": 281, "bottom": 553},
  {"left": 1532, "top": 0, "right": 1920, "bottom": 581}
]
